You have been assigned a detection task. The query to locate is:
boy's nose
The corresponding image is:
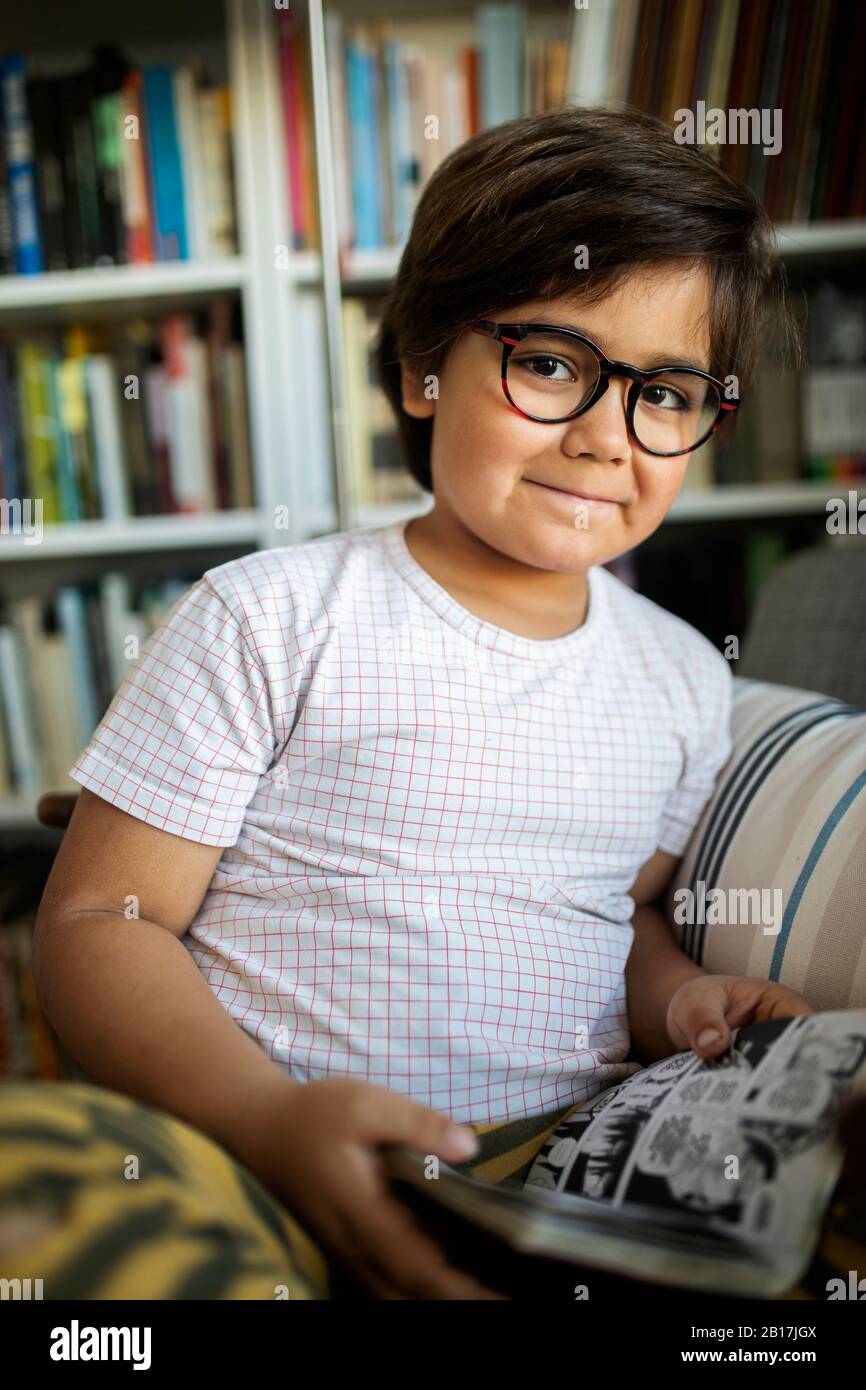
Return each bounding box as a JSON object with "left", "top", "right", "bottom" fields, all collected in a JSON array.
[{"left": 559, "top": 382, "right": 633, "bottom": 463}]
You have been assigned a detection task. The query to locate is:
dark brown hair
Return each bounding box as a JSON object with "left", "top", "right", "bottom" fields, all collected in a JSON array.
[{"left": 374, "top": 104, "right": 801, "bottom": 494}]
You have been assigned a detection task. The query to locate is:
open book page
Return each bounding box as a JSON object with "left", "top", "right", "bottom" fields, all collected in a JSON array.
[{"left": 524, "top": 1010, "right": 866, "bottom": 1260}]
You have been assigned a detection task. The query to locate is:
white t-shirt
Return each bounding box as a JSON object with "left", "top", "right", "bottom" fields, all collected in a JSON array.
[{"left": 69, "top": 520, "right": 733, "bottom": 1124}]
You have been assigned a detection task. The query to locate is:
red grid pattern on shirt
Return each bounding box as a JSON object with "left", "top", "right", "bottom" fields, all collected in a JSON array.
[{"left": 69, "top": 524, "right": 733, "bottom": 1124}]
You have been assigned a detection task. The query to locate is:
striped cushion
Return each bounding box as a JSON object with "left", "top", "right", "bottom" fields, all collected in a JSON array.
[{"left": 665, "top": 677, "right": 866, "bottom": 1010}]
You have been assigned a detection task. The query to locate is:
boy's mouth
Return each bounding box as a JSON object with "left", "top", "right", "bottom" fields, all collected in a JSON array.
[{"left": 525, "top": 478, "right": 619, "bottom": 508}]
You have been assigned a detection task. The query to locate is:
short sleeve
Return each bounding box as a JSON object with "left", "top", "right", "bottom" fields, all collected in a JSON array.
[
  {"left": 656, "top": 650, "right": 734, "bottom": 858},
  {"left": 69, "top": 577, "right": 274, "bottom": 847}
]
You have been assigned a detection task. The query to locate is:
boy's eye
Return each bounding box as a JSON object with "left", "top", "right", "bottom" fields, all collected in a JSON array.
[
  {"left": 640, "top": 382, "right": 692, "bottom": 411},
  {"left": 516, "top": 354, "right": 577, "bottom": 383}
]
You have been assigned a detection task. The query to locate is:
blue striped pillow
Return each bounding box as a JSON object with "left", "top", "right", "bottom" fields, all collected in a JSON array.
[{"left": 665, "top": 678, "right": 866, "bottom": 1010}]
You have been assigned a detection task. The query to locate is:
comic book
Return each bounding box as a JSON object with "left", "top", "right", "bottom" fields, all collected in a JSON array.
[{"left": 383, "top": 1010, "right": 866, "bottom": 1297}]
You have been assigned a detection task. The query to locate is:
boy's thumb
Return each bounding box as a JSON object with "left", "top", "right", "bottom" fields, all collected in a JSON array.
[
  {"left": 690, "top": 1019, "right": 731, "bottom": 1056},
  {"left": 675, "top": 1001, "right": 731, "bottom": 1057}
]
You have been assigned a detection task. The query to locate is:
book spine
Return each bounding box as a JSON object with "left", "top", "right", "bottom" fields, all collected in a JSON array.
[
  {"left": 84, "top": 355, "right": 131, "bottom": 521},
  {"left": 56, "top": 585, "right": 101, "bottom": 745},
  {"left": 47, "top": 355, "right": 83, "bottom": 522},
  {"left": 173, "top": 67, "right": 207, "bottom": 260},
  {"left": 142, "top": 67, "right": 189, "bottom": 261},
  {"left": 479, "top": 3, "right": 526, "bottom": 127},
  {"left": 0, "top": 55, "right": 43, "bottom": 274},
  {"left": 0, "top": 345, "right": 26, "bottom": 501},
  {"left": 92, "top": 88, "right": 127, "bottom": 266},
  {"left": 17, "top": 343, "right": 60, "bottom": 523},
  {"left": 119, "top": 73, "right": 155, "bottom": 263},
  {"left": 0, "top": 626, "right": 40, "bottom": 792},
  {"left": 325, "top": 12, "right": 354, "bottom": 253},
  {"left": 347, "top": 36, "right": 381, "bottom": 250},
  {"left": 27, "top": 77, "right": 67, "bottom": 271},
  {"left": 196, "top": 87, "right": 236, "bottom": 257},
  {"left": 220, "top": 341, "right": 254, "bottom": 510}
]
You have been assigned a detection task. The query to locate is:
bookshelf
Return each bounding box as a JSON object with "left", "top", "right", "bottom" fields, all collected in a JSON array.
[
  {"left": 0, "top": 257, "right": 250, "bottom": 312},
  {"left": 290, "top": 0, "right": 866, "bottom": 534},
  {"left": 1, "top": 0, "right": 865, "bottom": 842},
  {"left": 0, "top": 509, "right": 262, "bottom": 561}
]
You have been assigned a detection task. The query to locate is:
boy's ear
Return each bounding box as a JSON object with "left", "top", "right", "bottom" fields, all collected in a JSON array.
[{"left": 400, "top": 362, "right": 436, "bottom": 420}]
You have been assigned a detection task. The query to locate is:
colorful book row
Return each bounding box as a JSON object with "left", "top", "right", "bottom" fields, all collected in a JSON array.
[
  {"left": 0, "top": 301, "right": 254, "bottom": 524},
  {"left": 0, "top": 573, "right": 194, "bottom": 798},
  {"left": 0, "top": 48, "right": 237, "bottom": 275}
]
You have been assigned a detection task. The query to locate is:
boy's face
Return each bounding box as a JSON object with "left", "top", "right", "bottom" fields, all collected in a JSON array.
[{"left": 401, "top": 262, "right": 713, "bottom": 577}]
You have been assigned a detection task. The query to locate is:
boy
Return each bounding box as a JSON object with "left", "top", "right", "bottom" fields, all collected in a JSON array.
[{"left": 33, "top": 107, "right": 812, "bottom": 1300}]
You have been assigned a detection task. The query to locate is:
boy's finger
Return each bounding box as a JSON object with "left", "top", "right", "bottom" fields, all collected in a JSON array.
[
  {"left": 359, "top": 1088, "right": 480, "bottom": 1164},
  {"left": 345, "top": 1191, "right": 505, "bottom": 1300},
  {"left": 677, "top": 1003, "right": 732, "bottom": 1057}
]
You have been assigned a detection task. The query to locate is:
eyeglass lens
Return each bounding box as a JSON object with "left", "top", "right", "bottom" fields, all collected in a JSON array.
[{"left": 505, "top": 330, "right": 720, "bottom": 454}]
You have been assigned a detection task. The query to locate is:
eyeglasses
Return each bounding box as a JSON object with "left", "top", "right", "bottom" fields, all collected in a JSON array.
[{"left": 470, "top": 319, "right": 739, "bottom": 458}]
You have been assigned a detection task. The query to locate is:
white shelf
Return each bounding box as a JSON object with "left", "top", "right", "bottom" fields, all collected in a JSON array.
[
  {"left": 293, "top": 245, "right": 403, "bottom": 286},
  {"left": 354, "top": 497, "right": 433, "bottom": 528},
  {"left": 0, "top": 798, "right": 41, "bottom": 830},
  {"left": 291, "top": 221, "right": 866, "bottom": 290},
  {"left": 671, "top": 481, "right": 865, "bottom": 522},
  {"left": 0, "top": 257, "right": 250, "bottom": 314},
  {"left": 352, "top": 484, "right": 864, "bottom": 531},
  {"left": 774, "top": 219, "right": 866, "bottom": 258},
  {"left": 0, "top": 231, "right": 857, "bottom": 311},
  {"left": 0, "top": 509, "right": 264, "bottom": 561}
]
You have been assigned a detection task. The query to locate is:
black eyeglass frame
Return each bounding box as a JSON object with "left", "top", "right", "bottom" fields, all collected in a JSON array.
[{"left": 469, "top": 319, "right": 739, "bottom": 458}]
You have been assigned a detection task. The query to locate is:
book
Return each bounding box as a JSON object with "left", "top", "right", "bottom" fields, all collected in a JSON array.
[
  {"left": 324, "top": 12, "right": 355, "bottom": 255},
  {"left": 90, "top": 49, "right": 130, "bottom": 267},
  {"left": 27, "top": 75, "right": 67, "bottom": 270},
  {"left": 0, "top": 624, "right": 39, "bottom": 793},
  {"left": 0, "top": 573, "right": 201, "bottom": 800},
  {"left": 0, "top": 54, "right": 43, "bottom": 274},
  {"left": 141, "top": 67, "right": 188, "bottom": 261},
  {"left": 16, "top": 341, "right": 61, "bottom": 524},
  {"left": 0, "top": 309, "right": 251, "bottom": 522},
  {"left": 0, "top": 52, "right": 240, "bottom": 273},
  {"left": 56, "top": 585, "right": 101, "bottom": 745},
  {"left": 565, "top": 0, "right": 615, "bottom": 107},
  {"left": 173, "top": 66, "right": 208, "bottom": 260},
  {"left": 801, "top": 281, "right": 866, "bottom": 480},
  {"left": 347, "top": 28, "right": 382, "bottom": 250},
  {"left": 384, "top": 1009, "right": 866, "bottom": 1298},
  {"left": 195, "top": 85, "right": 236, "bottom": 258},
  {"left": 118, "top": 70, "right": 155, "bottom": 264},
  {"left": 294, "top": 291, "right": 336, "bottom": 524},
  {"left": 85, "top": 353, "right": 132, "bottom": 520},
  {"left": 478, "top": 3, "right": 526, "bottom": 128},
  {"left": 0, "top": 124, "right": 14, "bottom": 274},
  {"left": 219, "top": 340, "right": 254, "bottom": 510},
  {"left": 160, "top": 313, "right": 216, "bottom": 512}
]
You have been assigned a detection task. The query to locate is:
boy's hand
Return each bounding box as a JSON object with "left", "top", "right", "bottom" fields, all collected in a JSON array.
[
  {"left": 666, "top": 974, "right": 815, "bottom": 1061},
  {"left": 245, "top": 1075, "right": 507, "bottom": 1300}
]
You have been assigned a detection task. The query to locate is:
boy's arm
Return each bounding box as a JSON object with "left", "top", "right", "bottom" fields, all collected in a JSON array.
[
  {"left": 33, "top": 788, "right": 497, "bottom": 1300},
  {"left": 32, "top": 788, "right": 296, "bottom": 1173},
  {"left": 624, "top": 852, "right": 812, "bottom": 1066},
  {"left": 625, "top": 850, "right": 705, "bottom": 1065}
]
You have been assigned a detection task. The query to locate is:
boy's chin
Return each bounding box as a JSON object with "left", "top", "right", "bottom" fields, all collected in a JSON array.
[{"left": 516, "top": 522, "right": 625, "bottom": 572}]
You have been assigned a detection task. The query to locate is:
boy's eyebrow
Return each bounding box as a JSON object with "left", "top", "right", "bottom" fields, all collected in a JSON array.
[{"left": 541, "top": 319, "right": 711, "bottom": 374}]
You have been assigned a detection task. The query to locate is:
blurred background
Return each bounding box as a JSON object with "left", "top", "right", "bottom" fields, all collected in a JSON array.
[{"left": 0, "top": 0, "right": 864, "bottom": 1079}]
